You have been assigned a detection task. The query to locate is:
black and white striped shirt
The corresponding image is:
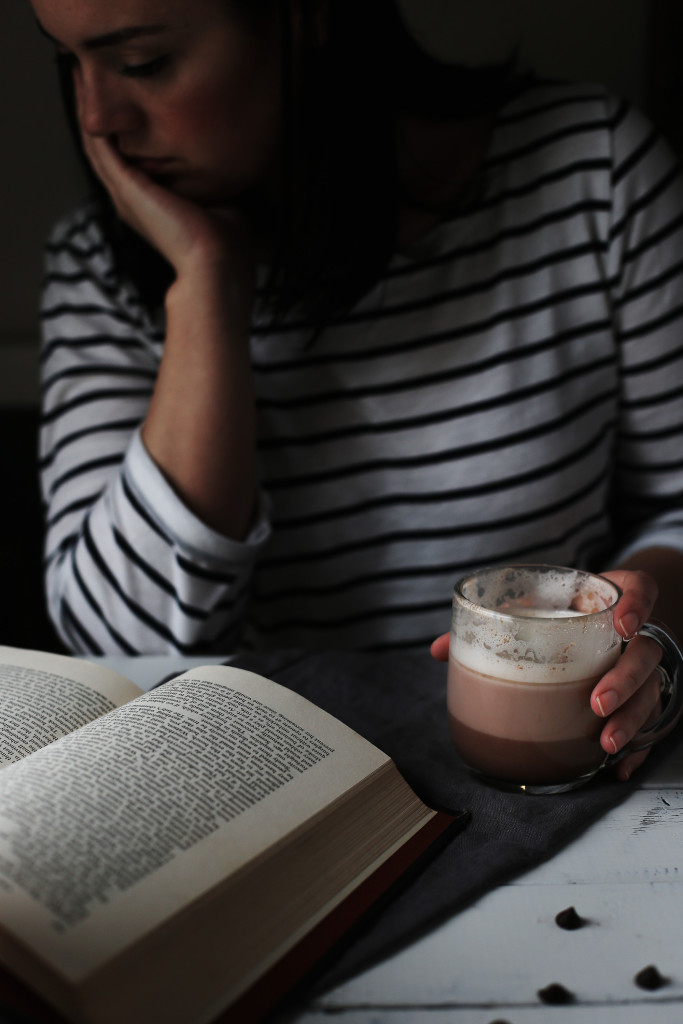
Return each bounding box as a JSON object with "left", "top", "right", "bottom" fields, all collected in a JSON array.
[{"left": 39, "top": 82, "right": 683, "bottom": 655}]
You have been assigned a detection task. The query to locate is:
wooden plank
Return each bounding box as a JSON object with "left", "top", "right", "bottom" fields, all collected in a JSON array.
[
  {"left": 301, "top": 882, "right": 682, "bottom": 1016},
  {"left": 525, "top": 788, "right": 683, "bottom": 885},
  {"left": 297, "top": 1005, "right": 683, "bottom": 1023}
]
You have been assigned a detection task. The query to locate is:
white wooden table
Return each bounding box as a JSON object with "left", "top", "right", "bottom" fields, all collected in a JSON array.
[
  {"left": 101, "top": 657, "right": 683, "bottom": 1024},
  {"left": 299, "top": 728, "right": 683, "bottom": 1023}
]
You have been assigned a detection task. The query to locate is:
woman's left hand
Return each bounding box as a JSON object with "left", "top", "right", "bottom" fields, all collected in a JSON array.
[
  {"left": 590, "top": 569, "right": 662, "bottom": 780},
  {"left": 430, "top": 568, "right": 664, "bottom": 781}
]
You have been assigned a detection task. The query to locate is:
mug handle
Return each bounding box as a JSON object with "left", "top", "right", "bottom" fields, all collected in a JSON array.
[{"left": 606, "top": 619, "right": 683, "bottom": 764}]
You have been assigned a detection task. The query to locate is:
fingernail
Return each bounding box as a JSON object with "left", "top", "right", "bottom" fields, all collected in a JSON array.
[
  {"left": 619, "top": 612, "right": 639, "bottom": 639},
  {"left": 596, "top": 690, "right": 618, "bottom": 717},
  {"left": 609, "top": 729, "right": 627, "bottom": 754}
]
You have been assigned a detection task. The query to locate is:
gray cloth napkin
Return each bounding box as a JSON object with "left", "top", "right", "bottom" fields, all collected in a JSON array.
[{"left": 232, "top": 647, "right": 678, "bottom": 1009}]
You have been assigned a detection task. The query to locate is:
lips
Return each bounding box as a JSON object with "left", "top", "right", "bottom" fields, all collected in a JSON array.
[{"left": 123, "top": 155, "right": 175, "bottom": 174}]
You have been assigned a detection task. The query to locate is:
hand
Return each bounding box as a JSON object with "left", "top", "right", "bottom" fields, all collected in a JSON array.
[
  {"left": 591, "top": 569, "right": 663, "bottom": 781},
  {"left": 430, "top": 568, "right": 664, "bottom": 781},
  {"left": 430, "top": 631, "right": 449, "bottom": 662},
  {"left": 73, "top": 73, "right": 252, "bottom": 279}
]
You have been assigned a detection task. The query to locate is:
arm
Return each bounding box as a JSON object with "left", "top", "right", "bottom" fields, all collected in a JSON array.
[
  {"left": 40, "top": 60, "right": 269, "bottom": 654},
  {"left": 143, "top": 255, "right": 257, "bottom": 539},
  {"left": 40, "top": 105, "right": 271, "bottom": 654},
  {"left": 79, "top": 128, "right": 259, "bottom": 540},
  {"left": 39, "top": 209, "right": 270, "bottom": 656}
]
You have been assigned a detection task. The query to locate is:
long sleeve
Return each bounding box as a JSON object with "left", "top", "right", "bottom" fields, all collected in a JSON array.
[
  {"left": 37, "top": 84, "right": 683, "bottom": 656},
  {"left": 606, "top": 99, "right": 683, "bottom": 559},
  {"left": 39, "top": 203, "right": 270, "bottom": 655}
]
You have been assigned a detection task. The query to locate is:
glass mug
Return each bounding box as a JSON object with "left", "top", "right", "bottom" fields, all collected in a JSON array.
[{"left": 447, "top": 565, "right": 683, "bottom": 794}]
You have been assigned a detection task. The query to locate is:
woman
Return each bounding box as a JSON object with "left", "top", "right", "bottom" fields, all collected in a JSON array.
[{"left": 35, "top": 0, "right": 683, "bottom": 779}]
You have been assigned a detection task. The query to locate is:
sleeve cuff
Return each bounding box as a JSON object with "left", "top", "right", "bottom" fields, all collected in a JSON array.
[
  {"left": 124, "top": 428, "right": 271, "bottom": 566},
  {"left": 613, "top": 529, "right": 683, "bottom": 565}
]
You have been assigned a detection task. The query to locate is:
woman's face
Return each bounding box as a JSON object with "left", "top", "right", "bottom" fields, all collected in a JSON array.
[{"left": 31, "top": 0, "right": 283, "bottom": 204}]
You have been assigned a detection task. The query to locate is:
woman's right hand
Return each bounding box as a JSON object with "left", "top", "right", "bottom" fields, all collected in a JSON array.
[
  {"left": 73, "top": 74, "right": 259, "bottom": 541},
  {"left": 74, "top": 72, "right": 253, "bottom": 282},
  {"left": 80, "top": 130, "right": 254, "bottom": 284}
]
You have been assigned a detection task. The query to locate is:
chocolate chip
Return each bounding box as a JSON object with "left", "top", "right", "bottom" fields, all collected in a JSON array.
[
  {"left": 555, "top": 906, "right": 588, "bottom": 930},
  {"left": 537, "top": 982, "right": 575, "bottom": 1004},
  {"left": 634, "top": 965, "right": 668, "bottom": 990}
]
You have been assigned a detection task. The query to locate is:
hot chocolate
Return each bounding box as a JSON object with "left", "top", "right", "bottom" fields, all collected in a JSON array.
[
  {"left": 447, "top": 658, "right": 605, "bottom": 784},
  {"left": 448, "top": 565, "right": 682, "bottom": 792},
  {"left": 447, "top": 604, "right": 620, "bottom": 785}
]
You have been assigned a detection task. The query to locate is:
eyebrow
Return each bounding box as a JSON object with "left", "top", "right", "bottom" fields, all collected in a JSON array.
[{"left": 36, "top": 19, "right": 167, "bottom": 51}]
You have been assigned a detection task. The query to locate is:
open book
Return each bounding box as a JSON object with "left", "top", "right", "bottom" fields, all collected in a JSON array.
[{"left": 0, "top": 646, "right": 464, "bottom": 1024}]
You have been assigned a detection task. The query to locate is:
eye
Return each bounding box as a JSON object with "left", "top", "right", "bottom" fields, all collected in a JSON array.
[{"left": 120, "top": 55, "right": 170, "bottom": 79}]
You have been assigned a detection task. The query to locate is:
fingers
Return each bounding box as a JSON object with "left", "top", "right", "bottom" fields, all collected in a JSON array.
[
  {"left": 69, "top": 68, "right": 158, "bottom": 218},
  {"left": 71, "top": 73, "right": 129, "bottom": 196},
  {"left": 591, "top": 633, "right": 661, "bottom": 719},
  {"left": 79, "top": 134, "right": 152, "bottom": 237},
  {"left": 597, "top": 664, "right": 661, "bottom": 755},
  {"left": 76, "top": 127, "right": 195, "bottom": 261},
  {"left": 430, "top": 633, "right": 449, "bottom": 662},
  {"left": 608, "top": 677, "right": 662, "bottom": 782},
  {"left": 600, "top": 569, "right": 658, "bottom": 640},
  {"left": 592, "top": 633, "right": 663, "bottom": 779},
  {"left": 588, "top": 567, "right": 665, "bottom": 782},
  {"left": 70, "top": 67, "right": 250, "bottom": 272},
  {"left": 80, "top": 132, "right": 123, "bottom": 191}
]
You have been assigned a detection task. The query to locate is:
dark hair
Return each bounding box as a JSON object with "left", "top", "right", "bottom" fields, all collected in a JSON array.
[{"left": 56, "top": 0, "right": 520, "bottom": 325}]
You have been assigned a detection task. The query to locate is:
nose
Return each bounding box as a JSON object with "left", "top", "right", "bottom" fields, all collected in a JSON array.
[{"left": 77, "top": 67, "right": 144, "bottom": 138}]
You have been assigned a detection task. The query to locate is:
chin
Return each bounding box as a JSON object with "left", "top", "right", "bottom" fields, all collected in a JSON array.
[
  {"left": 163, "top": 180, "right": 217, "bottom": 203},
  {"left": 163, "top": 169, "right": 256, "bottom": 206},
  {"left": 168, "top": 160, "right": 274, "bottom": 207}
]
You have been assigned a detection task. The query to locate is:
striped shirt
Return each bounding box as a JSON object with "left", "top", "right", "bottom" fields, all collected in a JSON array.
[{"left": 39, "top": 81, "right": 683, "bottom": 655}]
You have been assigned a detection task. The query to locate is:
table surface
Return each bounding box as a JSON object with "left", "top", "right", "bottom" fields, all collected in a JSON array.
[{"left": 100, "top": 656, "right": 683, "bottom": 1024}]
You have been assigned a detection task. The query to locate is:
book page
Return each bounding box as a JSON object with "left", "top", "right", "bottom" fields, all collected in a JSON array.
[
  {"left": 0, "top": 647, "right": 143, "bottom": 767},
  {"left": 0, "top": 665, "right": 392, "bottom": 980}
]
